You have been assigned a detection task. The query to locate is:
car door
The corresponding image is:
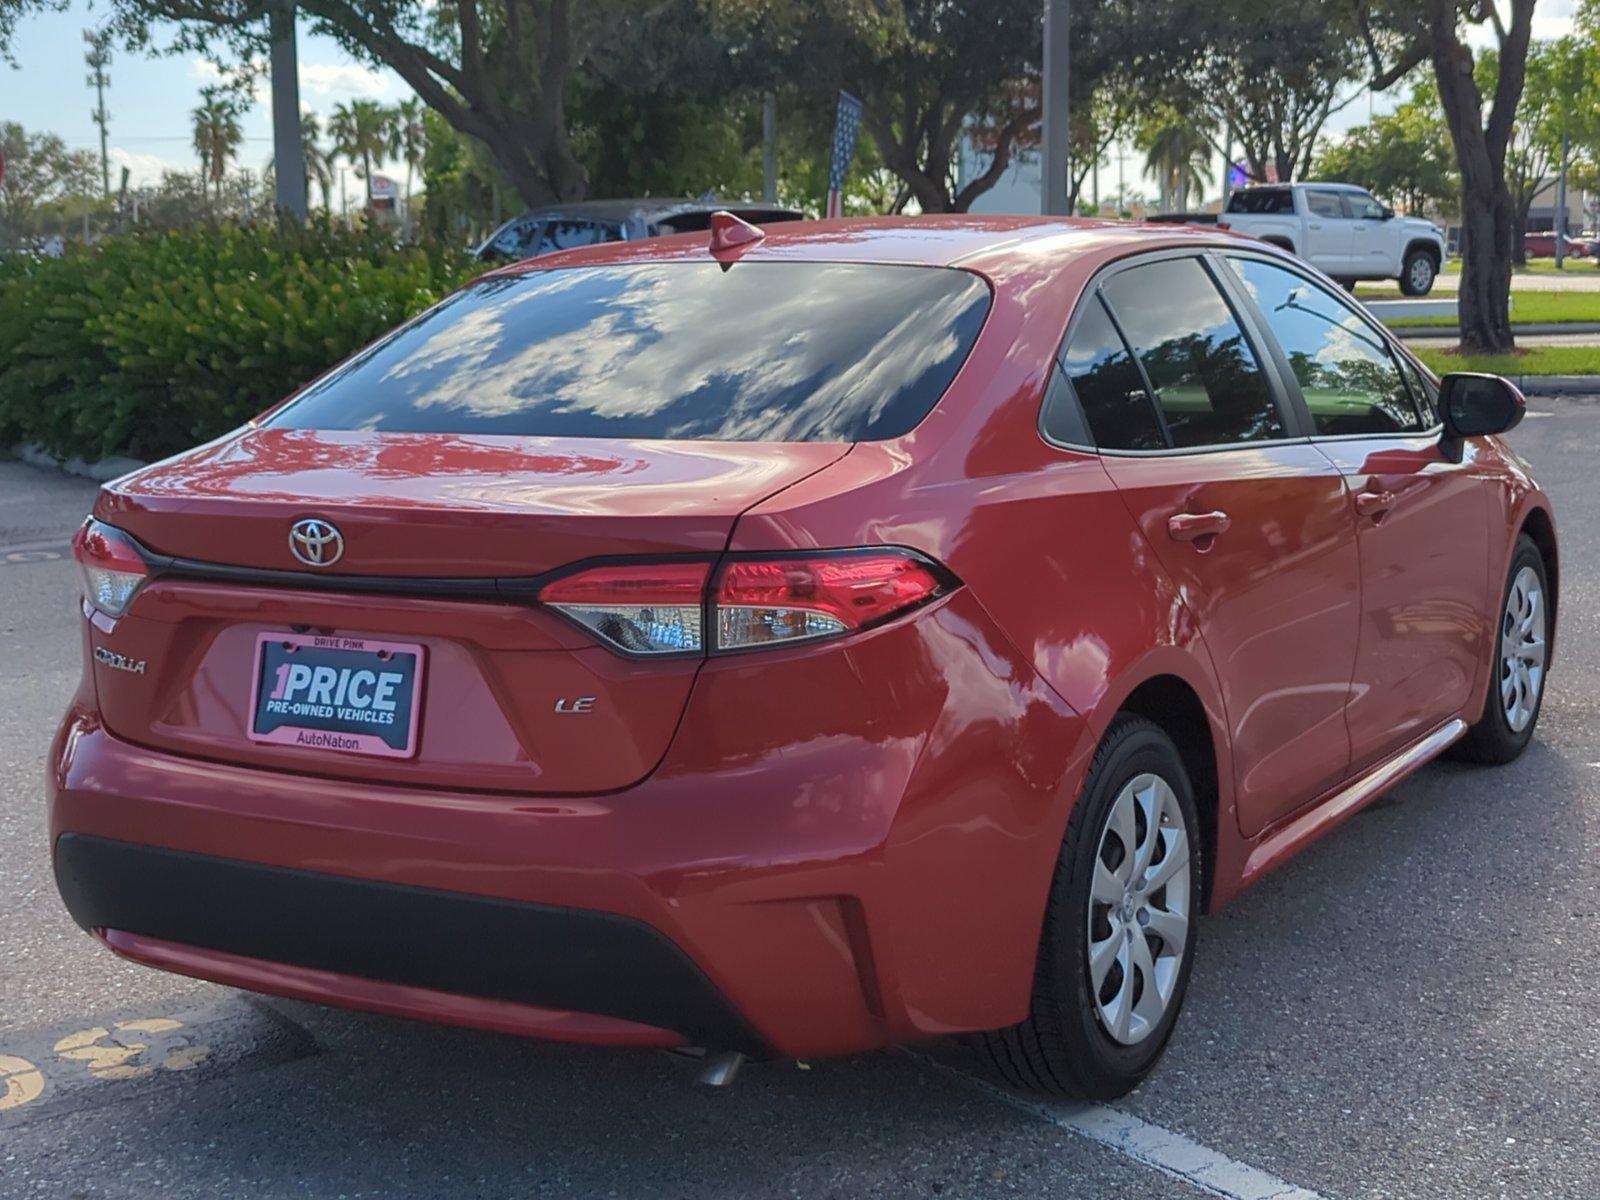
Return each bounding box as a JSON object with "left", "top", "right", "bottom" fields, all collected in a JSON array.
[
  {"left": 1064, "top": 253, "right": 1363, "bottom": 837},
  {"left": 1301, "top": 188, "right": 1354, "bottom": 274},
  {"left": 1345, "top": 190, "right": 1397, "bottom": 279},
  {"left": 1223, "top": 253, "right": 1493, "bottom": 771}
]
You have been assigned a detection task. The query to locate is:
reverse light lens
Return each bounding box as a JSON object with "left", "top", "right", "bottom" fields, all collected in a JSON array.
[
  {"left": 714, "top": 552, "right": 950, "bottom": 650},
  {"left": 539, "top": 561, "right": 709, "bottom": 655},
  {"left": 71, "top": 519, "right": 149, "bottom": 618}
]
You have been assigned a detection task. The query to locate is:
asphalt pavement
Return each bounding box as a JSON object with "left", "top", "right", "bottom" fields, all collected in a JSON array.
[{"left": 2, "top": 401, "right": 1598, "bottom": 1199}]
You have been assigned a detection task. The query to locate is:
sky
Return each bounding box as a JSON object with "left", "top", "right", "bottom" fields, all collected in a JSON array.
[
  {"left": 2, "top": 0, "right": 411, "bottom": 194},
  {"left": 0, "top": 0, "right": 1584, "bottom": 199}
]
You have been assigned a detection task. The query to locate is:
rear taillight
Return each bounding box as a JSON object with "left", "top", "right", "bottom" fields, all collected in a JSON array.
[
  {"left": 539, "top": 560, "right": 710, "bottom": 655},
  {"left": 538, "top": 549, "right": 955, "bottom": 656},
  {"left": 71, "top": 518, "right": 149, "bottom": 618}
]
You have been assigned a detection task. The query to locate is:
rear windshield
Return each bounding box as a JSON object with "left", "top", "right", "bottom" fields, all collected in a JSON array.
[
  {"left": 1226, "top": 188, "right": 1295, "bottom": 215},
  {"left": 267, "top": 262, "right": 991, "bottom": 442}
]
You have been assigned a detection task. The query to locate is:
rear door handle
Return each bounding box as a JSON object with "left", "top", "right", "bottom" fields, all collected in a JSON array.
[
  {"left": 1167, "top": 511, "right": 1231, "bottom": 543},
  {"left": 1354, "top": 490, "right": 1396, "bottom": 519}
]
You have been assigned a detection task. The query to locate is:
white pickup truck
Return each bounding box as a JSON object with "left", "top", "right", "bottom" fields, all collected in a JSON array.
[{"left": 1216, "top": 183, "right": 1447, "bottom": 295}]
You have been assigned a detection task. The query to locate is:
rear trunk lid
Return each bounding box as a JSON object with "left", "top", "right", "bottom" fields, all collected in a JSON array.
[{"left": 90, "top": 428, "right": 847, "bottom": 794}]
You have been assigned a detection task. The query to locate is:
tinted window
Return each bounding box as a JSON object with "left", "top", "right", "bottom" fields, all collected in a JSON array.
[
  {"left": 489, "top": 218, "right": 542, "bottom": 257},
  {"left": 268, "top": 263, "right": 991, "bottom": 443},
  {"left": 535, "top": 220, "right": 622, "bottom": 255},
  {"left": 1226, "top": 188, "right": 1294, "bottom": 215},
  {"left": 1054, "top": 297, "right": 1163, "bottom": 450},
  {"left": 1101, "top": 258, "right": 1284, "bottom": 448},
  {"left": 1306, "top": 190, "right": 1347, "bottom": 219},
  {"left": 1230, "top": 258, "right": 1426, "bottom": 436}
]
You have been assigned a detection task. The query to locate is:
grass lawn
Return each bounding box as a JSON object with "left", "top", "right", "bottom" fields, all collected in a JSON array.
[
  {"left": 1412, "top": 344, "right": 1600, "bottom": 376},
  {"left": 1382, "top": 290, "right": 1600, "bottom": 327}
]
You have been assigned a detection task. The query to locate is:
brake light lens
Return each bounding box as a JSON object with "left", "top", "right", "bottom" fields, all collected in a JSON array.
[
  {"left": 539, "top": 560, "right": 710, "bottom": 655},
  {"left": 71, "top": 518, "right": 149, "bottom": 618},
  {"left": 537, "top": 550, "right": 954, "bottom": 656},
  {"left": 714, "top": 552, "right": 950, "bottom": 650}
]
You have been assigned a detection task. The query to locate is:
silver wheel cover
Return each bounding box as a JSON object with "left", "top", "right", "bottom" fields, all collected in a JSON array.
[
  {"left": 1087, "top": 773, "right": 1192, "bottom": 1046},
  {"left": 1409, "top": 256, "right": 1433, "bottom": 291},
  {"left": 1500, "top": 564, "right": 1547, "bottom": 733}
]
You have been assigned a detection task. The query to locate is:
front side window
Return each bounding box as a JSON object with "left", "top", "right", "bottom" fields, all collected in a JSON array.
[
  {"left": 1229, "top": 257, "right": 1427, "bottom": 435},
  {"left": 1053, "top": 297, "right": 1165, "bottom": 450},
  {"left": 268, "top": 262, "right": 991, "bottom": 443},
  {"left": 1306, "top": 190, "right": 1347, "bottom": 219},
  {"left": 1100, "top": 258, "right": 1284, "bottom": 449},
  {"left": 1349, "top": 192, "right": 1387, "bottom": 221},
  {"left": 489, "top": 218, "right": 543, "bottom": 257}
]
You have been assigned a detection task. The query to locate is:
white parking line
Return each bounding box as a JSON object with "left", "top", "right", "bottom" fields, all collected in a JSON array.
[{"left": 902, "top": 1050, "right": 1324, "bottom": 1200}]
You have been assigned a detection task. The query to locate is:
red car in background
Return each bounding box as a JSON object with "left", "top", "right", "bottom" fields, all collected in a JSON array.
[
  {"left": 1522, "top": 231, "right": 1589, "bottom": 258},
  {"left": 52, "top": 215, "right": 1555, "bottom": 1098}
]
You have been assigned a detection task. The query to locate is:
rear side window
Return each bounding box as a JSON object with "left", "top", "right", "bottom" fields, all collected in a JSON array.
[
  {"left": 268, "top": 263, "right": 991, "bottom": 443},
  {"left": 1229, "top": 257, "right": 1427, "bottom": 435},
  {"left": 1053, "top": 297, "right": 1164, "bottom": 450},
  {"left": 1101, "top": 258, "right": 1284, "bottom": 448},
  {"left": 1226, "top": 188, "right": 1294, "bottom": 215}
]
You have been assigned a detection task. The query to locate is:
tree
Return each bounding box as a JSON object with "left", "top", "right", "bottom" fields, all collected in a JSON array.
[
  {"left": 301, "top": 113, "right": 335, "bottom": 214},
  {"left": 1313, "top": 77, "right": 1456, "bottom": 214},
  {"left": 391, "top": 97, "right": 427, "bottom": 215},
  {"left": 1177, "top": 0, "right": 1364, "bottom": 184},
  {"left": 329, "top": 99, "right": 393, "bottom": 207},
  {"left": 0, "top": 121, "right": 101, "bottom": 241},
  {"left": 1139, "top": 114, "right": 1213, "bottom": 211},
  {"left": 75, "top": 0, "right": 608, "bottom": 208},
  {"left": 191, "top": 85, "right": 243, "bottom": 205},
  {"left": 1359, "top": 0, "right": 1538, "bottom": 356}
]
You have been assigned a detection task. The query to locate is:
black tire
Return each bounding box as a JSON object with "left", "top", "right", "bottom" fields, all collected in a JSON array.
[
  {"left": 1399, "top": 248, "right": 1438, "bottom": 296},
  {"left": 1455, "top": 536, "right": 1551, "bottom": 764},
  {"left": 1334, "top": 276, "right": 1359, "bottom": 292},
  {"left": 975, "top": 716, "right": 1202, "bottom": 1099}
]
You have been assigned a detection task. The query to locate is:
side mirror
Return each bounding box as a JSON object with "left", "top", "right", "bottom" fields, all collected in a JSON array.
[
  {"left": 1381, "top": 206, "right": 1395, "bottom": 220},
  {"left": 1438, "top": 372, "right": 1525, "bottom": 459}
]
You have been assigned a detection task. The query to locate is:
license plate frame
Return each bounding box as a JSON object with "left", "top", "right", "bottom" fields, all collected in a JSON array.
[{"left": 248, "top": 631, "right": 425, "bottom": 759}]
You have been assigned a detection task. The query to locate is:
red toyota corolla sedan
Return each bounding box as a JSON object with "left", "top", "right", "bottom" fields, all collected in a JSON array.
[{"left": 51, "top": 216, "right": 1556, "bottom": 1098}]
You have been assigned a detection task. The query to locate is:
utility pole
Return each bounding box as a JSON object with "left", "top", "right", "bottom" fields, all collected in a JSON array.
[
  {"left": 270, "top": 4, "right": 308, "bottom": 223},
  {"left": 1556, "top": 129, "right": 1571, "bottom": 269},
  {"left": 762, "top": 93, "right": 777, "bottom": 204},
  {"left": 1042, "top": 0, "right": 1070, "bottom": 214},
  {"left": 83, "top": 27, "right": 112, "bottom": 197}
]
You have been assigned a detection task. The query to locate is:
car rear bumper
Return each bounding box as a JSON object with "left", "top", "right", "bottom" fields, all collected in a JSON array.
[{"left": 48, "top": 593, "right": 1090, "bottom": 1058}]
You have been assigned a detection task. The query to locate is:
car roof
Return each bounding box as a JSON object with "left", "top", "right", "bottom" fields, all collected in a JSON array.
[
  {"left": 487, "top": 214, "right": 1268, "bottom": 276},
  {"left": 1234, "top": 182, "right": 1365, "bottom": 192}
]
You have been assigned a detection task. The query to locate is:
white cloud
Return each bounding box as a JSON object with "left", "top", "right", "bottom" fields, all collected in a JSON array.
[
  {"left": 108, "top": 147, "right": 188, "bottom": 189},
  {"left": 299, "top": 63, "right": 391, "bottom": 98}
]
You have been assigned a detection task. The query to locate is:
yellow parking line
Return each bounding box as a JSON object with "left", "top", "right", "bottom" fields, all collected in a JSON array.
[{"left": 0, "top": 1054, "right": 45, "bottom": 1112}]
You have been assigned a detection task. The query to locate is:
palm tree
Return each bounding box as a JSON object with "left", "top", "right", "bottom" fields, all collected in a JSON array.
[
  {"left": 301, "top": 113, "right": 335, "bottom": 214},
  {"left": 1142, "top": 120, "right": 1214, "bottom": 213},
  {"left": 329, "top": 99, "right": 394, "bottom": 212},
  {"left": 391, "top": 98, "right": 427, "bottom": 229},
  {"left": 191, "top": 86, "right": 244, "bottom": 207}
]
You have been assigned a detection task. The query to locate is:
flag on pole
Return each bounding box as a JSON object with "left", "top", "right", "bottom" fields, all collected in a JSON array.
[{"left": 826, "top": 91, "right": 864, "bottom": 219}]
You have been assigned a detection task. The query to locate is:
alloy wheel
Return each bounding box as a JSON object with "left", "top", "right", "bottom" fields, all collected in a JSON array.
[
  {"left": 1500, "top": 564, "right": 1547, "bottom": 732},
  {"left": 1087, "top": 772, "right": 1191, "bottom": 1046},
  {"left": 1409, "top": 257, "right": 1434, "bottom": 292}
]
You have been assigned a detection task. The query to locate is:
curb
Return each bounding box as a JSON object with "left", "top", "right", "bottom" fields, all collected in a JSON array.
[
  {"left": 11, "top": 443, "right": 147, "bottom": 484},
  {"left": 1507, "top": 375, "right": 1600, "bottom": 396},
  {"left": 1393, "top": 322, "right": 1600, "bottom": 339}
]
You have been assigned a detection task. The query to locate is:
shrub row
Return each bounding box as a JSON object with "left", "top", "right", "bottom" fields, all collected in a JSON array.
[{"left": 0, "top": 224, "right": 475, "bottom": 462}]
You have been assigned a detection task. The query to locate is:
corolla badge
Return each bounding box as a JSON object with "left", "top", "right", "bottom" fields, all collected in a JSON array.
[{"left": 289, "top": 519, "right": 344, "bottom": 568}]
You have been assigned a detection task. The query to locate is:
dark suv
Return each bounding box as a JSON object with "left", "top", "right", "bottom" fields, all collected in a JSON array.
[{"left": 474, "top": 198, "right": 805, "bottom": 262}]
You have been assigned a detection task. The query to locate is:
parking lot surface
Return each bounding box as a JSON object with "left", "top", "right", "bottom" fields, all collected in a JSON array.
[{"left": 2, "top": 400, "right": 1597, "bottom": 1199}]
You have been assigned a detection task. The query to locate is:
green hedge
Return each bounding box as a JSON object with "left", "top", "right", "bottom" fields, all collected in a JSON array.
[{"left": 0, "top": 224, "right": 475, "bottom": 462}]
